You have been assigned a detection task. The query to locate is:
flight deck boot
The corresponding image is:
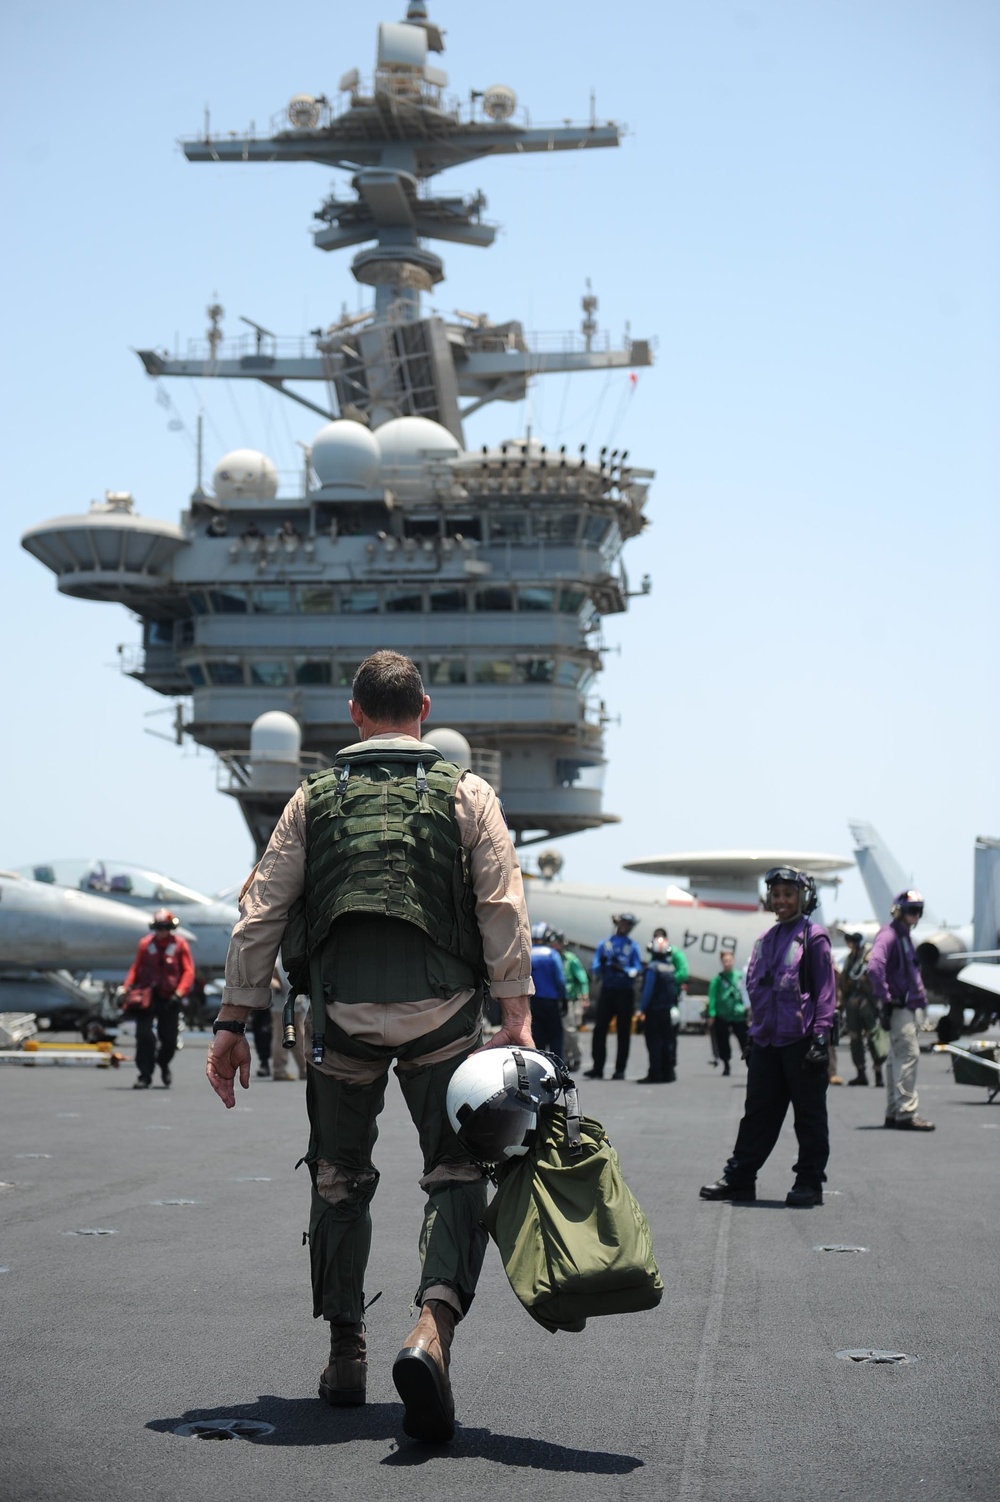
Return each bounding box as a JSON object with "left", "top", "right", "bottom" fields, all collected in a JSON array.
[
  {"left": 318, "top": 1320, "right": 367, "bottom": 1407},
  {"left": 392, "top": 1299, "right": 457, "bottom": 1443}
]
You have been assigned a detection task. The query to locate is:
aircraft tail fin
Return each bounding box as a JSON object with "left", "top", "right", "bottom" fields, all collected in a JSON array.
[
  {"left": 972, "top": 836, "right": 1000, "bottom": 955},
  {"left": 847, "top": 821, "right": 939, "bottom": 926}
]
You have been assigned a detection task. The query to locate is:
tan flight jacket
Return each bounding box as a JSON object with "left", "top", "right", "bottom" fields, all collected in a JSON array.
[{"left": 221, "top": 736, "right": 533, "bottom": 1049}]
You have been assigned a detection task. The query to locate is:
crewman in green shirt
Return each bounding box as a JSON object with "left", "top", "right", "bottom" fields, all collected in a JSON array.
[{"left": 706, "top": 950, "right": 748, "bottom": 1077}]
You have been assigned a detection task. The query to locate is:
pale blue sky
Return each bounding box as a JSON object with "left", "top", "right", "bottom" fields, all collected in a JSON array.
[{"left": 3, "top": 0, "right": 997, "bottom": 925}]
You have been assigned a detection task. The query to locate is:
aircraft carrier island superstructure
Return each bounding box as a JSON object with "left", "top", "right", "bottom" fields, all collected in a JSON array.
[{"left": 22, "top": 2, "right": 654, "bottom": 855}]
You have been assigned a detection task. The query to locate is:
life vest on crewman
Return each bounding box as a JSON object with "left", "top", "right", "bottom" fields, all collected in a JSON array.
[
  {"left": 293, "top": 739, "right": 486, "bottom": 1004},
  {"left": 644, "top": 960, "right": 679, "bottom": 1011},
  {"left": 126, "top": 933, "right": 193, "bottom": 997},
  {"left": 747, "top": 924, "right": 813, "bottom": 1010}
]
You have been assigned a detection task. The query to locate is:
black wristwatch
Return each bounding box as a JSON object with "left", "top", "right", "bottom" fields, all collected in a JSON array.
[{"left": 212, "top": 1018, "right": 247, "bottom": 1036}]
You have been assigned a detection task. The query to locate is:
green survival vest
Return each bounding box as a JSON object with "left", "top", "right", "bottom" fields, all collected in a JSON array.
[{"left": 284, "top": 739, "right": 486, "bottom": 1005}]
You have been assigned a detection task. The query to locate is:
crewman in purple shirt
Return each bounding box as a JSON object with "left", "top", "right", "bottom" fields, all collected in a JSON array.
[
  {"left": 700, "top": 866, "right": 837, "bottom": 1208},
  {"left": 867, "top": 889, "right": 935, "bottom": 1131}
]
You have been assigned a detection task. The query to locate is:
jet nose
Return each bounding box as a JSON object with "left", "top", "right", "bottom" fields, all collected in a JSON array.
[{"left": 59, "top": 890, "right": 152, "bottom": 967}]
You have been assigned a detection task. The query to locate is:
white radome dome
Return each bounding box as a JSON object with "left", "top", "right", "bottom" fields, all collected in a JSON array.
[
  {"left": 424, "top": 728, "right": 472, "bottom": 768},
  {"left": 213, "top": 449, "right": 279, "bottom": 501},
  {"left": 310, "top": 420, "right": 382, "bottom": 489},
  {"left": 250, "top": 711, "right": 301, "bottom": 763},
  {"left": 375, "top": 416, "right": 462, "bottom": 474}
]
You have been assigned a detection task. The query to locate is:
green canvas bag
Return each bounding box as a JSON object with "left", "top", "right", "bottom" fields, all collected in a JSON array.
[{"left": 482, "top": 1092, "right": 664, "bottom": 1334}]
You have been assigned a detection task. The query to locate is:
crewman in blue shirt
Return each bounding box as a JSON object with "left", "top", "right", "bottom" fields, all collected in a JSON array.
[
  {"left": 529, "top": 922, "right": 567, "bottom": 1058},
  {"left": 585, "top": 913, "right": 643, "bottom": 1080}
]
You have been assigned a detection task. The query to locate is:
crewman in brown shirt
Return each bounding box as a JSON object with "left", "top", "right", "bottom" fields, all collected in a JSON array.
[{"left": 206, "top": 651, "right": 534, "bottom": 1444}]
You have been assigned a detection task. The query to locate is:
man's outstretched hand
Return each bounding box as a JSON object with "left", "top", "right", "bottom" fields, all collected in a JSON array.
[{"left": 206, "top": 1032, "right": 252, "bottom": 1108}]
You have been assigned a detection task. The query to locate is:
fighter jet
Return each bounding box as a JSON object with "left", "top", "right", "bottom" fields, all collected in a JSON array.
[
  {"left": 21, "top": 859, "right": 239, "bottom": 977},
  {"left": 0, "top": 869, "right": 155, "bottom": 1031}
]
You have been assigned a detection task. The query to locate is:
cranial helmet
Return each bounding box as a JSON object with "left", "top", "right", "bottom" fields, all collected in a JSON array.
[
  {"left": 530, "top": 920, "right": 550, "bottom": 943},
  {"left": 763, "top": 866, "right": 818, "bottom": 916},
  {"left": 446, "top": 1047, "right": 560, "bottom": 1163},
  {"left": 150, "top": 908, "right": 179, "bottom": 931},
  {"left": 891, "top": 889, "right": 924, "bottom": 920},
  {"left": 648, "top": 935, "right": 670, "bottom": 957},
  {"left": 614, "top": 912, "right": 638, "bottom": 928}
]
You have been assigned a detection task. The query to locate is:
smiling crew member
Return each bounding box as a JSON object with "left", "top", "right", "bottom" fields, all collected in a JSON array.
[
  {"left": 699, "top": 867, "right": 836, "bottom": 1208},
  {"left": 868, "top": 890, "right": 935, "bottom": 1131}
]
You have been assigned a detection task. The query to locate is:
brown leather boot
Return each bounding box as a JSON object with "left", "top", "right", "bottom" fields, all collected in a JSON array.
[
  {"left": 318, "top": 1320, "right": 367, "bottom": 1407},
  {"left": 392, "top": 1299, "right": 457, "bottom": 1442}
]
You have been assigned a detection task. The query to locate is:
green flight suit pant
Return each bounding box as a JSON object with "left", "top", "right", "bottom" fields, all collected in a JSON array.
[{"left": 303, "top": 1045, "right": 488, "bottom": 1324}]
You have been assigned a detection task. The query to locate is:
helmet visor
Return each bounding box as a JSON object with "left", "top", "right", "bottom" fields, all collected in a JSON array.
[{"left": 454, "top": 1090, "right": 538, "bottom": 1164}]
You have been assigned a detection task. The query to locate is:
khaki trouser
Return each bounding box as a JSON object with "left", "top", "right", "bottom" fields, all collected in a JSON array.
[
  {"left": 885, "top": 1006, "right": 920, "bottom": 1119},
  {"left": 271, "top": 1003, "right": 308, "bottom": 1079}
]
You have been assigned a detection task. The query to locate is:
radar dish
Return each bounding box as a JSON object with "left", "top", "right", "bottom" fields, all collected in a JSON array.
[
  {"left": 483, "top": 85, "right": 517, "bottom": 121},
  {"left": 288, "top": 94, "right": 321, "bottom": 129}
]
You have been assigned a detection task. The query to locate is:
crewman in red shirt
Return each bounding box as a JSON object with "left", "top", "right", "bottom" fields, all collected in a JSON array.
[{"left": 123, "top": 908, "right": 195, "bottom": 1089}]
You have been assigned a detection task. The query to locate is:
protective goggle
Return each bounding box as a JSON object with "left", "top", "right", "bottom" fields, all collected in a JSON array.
[
  {"left": 763, "top": 866, "right": 805, "bottom": 888},
  {"left": 898, "top": 902, "right": 924, "bottom": 917}
]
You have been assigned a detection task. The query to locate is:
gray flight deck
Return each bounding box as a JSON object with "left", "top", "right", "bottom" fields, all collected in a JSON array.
[{"left": 2, "top": 1033, "right": 997, "bottom": 1502}]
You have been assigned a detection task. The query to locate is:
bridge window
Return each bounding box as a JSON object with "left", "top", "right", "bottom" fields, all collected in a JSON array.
[
  {"left": 185, "top": 663, "right": 206, "bottom": 687},
  {"left": 427, "top": 657, "right": 468, "bottom": 686},
  {"left": 518, "top": 587, "right": 555, "bottom": 612},
  {"left": 557, "top": 660, "right": 583, "bottom": 687},
  {"left": 518, "top": 658, "right": 555, "bottom": 683},
  {"left": 430, "top": 587, "right": 467, "bottom": 612},
  {"left": 341, "top": 589, "right": 379, "bottom": 614},
  {"left": 558, "top": 588, "right": 587, "bottom": 613},
  {"left": 250, "top": 662, "right": 290, "bottom": 687},
  {"left": 385, "top": 589, "right": 424, "bottom": 613},
  {"left": 254, "top": 588, "right": 296, "bottom": 614},
  {"left": 210, "top": 589, "right": 249, "bottom": 614},
  {"left": 295, "top": 660, "right": 331, "bottom": 685},
  {"left": 206, "top": 660, "right": 245, "bottom": 685},
  {"left": 532, "top": 512, "right": 579, "bottom": 543},
  {"left": 301, "top": 586, "right": 335, "bottom": 614},
  {"left": 335, "top": 661, "right": 360, "bottom": 686},
  {"left": 473, "top": 658, "right": 515, "bottom": 685},
  {"left": 475, "top": 586, "right": 513, "bottom": 612},
  {"left": 583, "top": 515, "right": 612, "bottom": 546},
  {"left": 488, "top": 512, "right": 527, "bottom": 542}
]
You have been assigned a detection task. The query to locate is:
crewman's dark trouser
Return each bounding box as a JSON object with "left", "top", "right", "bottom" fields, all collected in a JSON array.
[
  {"left": 135, "top": 997, "right": 181, "bottom": 1081},
  {"left": 303, "top": 1044, "right": 488, "bottom": 1324},
  {"left": 845, "top": 995, "right": 885, "bottom": 1074},
  {"left": 644, "top": 1007, "right": 677, "bottom": 1081},
  {"left": 530, "top": 996, "right": 564, "bottom": 1059},
  {"left": 591, "top": 984, "right": 636, "bottom": 1075},
  {"left": 724, "top": 1040, "right": 830, "bottom": 1190},
  {"left": 713, "top": 1017, "right": 749, "bottom": 1067}
]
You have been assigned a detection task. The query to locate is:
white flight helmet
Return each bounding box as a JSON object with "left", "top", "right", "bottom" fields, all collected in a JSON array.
[{"left": 446, "top": 1047, "right": 560, "bottom": 1163}]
